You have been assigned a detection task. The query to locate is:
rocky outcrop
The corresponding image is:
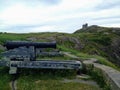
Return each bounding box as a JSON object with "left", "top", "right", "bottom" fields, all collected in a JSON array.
[
  {"left": 74, "top": 25, "right": 120, "bottom": 66},
  {"left": 27, "top": 37, "right": 37, "bottom": 41},
  {"left": 109, "top": 38, "right": 120, "bottom": 66},
  {"left": 57, "top": 36, "right": 84, "bottom": 50},
  {"left": 0, "top": 44, "right": 5, "bottom": 51}
]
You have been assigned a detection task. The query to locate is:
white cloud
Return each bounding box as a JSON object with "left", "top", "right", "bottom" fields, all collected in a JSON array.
[
  {"left": 28, "top": 25, "right": 58, "bottom": 32},
  {"left": 0, "top": 0, "right": 120, "bottom": 33}
]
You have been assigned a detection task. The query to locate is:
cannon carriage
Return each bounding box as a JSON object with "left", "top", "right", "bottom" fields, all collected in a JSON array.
[{"left": 0, "top": 41, "right": 82, "bottom": 74}]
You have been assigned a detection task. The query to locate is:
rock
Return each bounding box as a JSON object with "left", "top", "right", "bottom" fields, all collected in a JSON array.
[
  {"left": 57, "top": 36, "right": 84, "bottom": 50},
  {"left": 110, "top": 38, "right": 120, "bottom": 66},
  {"left": 0, "top": 44, "right": 5, "bottom": 51},
  {"left": 27, "top": 37, "right": 37, "bottom": 41}
]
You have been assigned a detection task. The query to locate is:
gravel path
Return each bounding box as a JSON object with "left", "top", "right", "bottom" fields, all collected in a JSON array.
[
  {"left": 10, "top": 75, "right": 18, "bottom": 90},
  {"left": 62, "top": 78, "right": 99, "bottom": 87}
]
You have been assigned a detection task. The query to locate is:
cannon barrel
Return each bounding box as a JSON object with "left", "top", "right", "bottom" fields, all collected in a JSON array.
[{"left": 4, "top": 41, "right": 56, "bottom": 50}]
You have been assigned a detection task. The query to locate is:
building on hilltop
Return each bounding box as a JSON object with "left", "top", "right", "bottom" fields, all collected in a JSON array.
[{"left": 82, "top": 23, "right": 88, "bottom": 29}]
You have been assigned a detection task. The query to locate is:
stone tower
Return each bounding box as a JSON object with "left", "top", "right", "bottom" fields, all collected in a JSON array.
[{"left": 82, "top": 23, "right": 88, "bottom": 29}]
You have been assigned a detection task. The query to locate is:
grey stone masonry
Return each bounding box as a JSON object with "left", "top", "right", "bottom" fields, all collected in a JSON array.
[
  {"left": 83, "top": 58, "right": 120, "bottom": 90},
  {"left": 62, "top": 52, "right": 120, "bottom": 90}
]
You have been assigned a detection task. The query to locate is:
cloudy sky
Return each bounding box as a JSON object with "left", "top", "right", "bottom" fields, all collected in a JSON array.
[{"left": 0, "top": 0, "right": 120, "bottom": 33}]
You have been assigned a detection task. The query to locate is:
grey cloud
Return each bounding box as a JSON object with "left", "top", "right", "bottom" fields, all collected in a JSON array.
[
  {"left": 40, "top": 0, "right": 62, "bottom": 5},
  {"left": 0, "top": 24, "right": 45, "bottom": 32},
  {"left": 95, "top": 0, "right": 120, "bottom": 10},
  {"left": 19, "top": 0, "right": 62, "bottom": 6},
  {"left": 91, "top": 18, "right": 120, "bottom": 25},
  {"left": 0, "top": 15, "right": 99, "bottom": 33},
  {"left": 0, "top": 0, "right": 62, "bottom": 8},
  {"left": 93, "top": 15, "right": 120, "bottom": 20},
  {"left": 4, "top": 24, "right": 45, "bottom": 30}
]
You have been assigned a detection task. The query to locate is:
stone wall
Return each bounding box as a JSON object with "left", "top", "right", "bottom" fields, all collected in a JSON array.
[{"left": 83, "top": 59, "right": 120, "bottom": 90}]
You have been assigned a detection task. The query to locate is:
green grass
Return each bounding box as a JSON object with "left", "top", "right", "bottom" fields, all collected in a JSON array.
[
  {"left": 37, "top": 55, "right": 76, "bottom": 60},
  {"left": 0, "top": 33, "right": 26, "bottom": 44},
  {"left": 57, "top": 45, "right": 79, "bottom": 55},
  {"left": 0, "top": 67, "right": 101, "bottom": 90},
  {"left": 87, "top": 67, "right": 111, "bottom": 90},
  {"left": 0, "top": 32, "right": 119, "bottom": 90},
  {"left": 17, "top": 75, "right": 100, "bottom": 90},
  {"left": 77, "top": 53, "right": 119, "bottom": 70},
  {"left": 17, "top": 69, "right": 100, "bottom": 90},
  {"left": 57, "top": 45, "right": 120, "bottom": 70},
  {"left": 0, "top": 67, "right": 11, "bottom": 90}
]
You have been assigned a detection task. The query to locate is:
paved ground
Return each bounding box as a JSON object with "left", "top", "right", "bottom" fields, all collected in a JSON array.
[
  {"left": 83, "top": 59, "right": 120, "bottom": 90},
  {"left": 63, "top": 52, "right": 120, "bottom": 90}
]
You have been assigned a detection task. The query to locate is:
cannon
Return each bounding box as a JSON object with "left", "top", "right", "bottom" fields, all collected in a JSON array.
[
  {"left": 4, "top": 41, "right": 56, "bottom": 50},
  {"left": 0, "top": 41, "right": 82, "bottom": 74},
  {"left": 3, "top": 41, "right": 56, "bottom": 61}
]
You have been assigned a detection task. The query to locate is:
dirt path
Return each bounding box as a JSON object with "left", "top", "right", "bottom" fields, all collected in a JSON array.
[
  {"left": 10, "top": 75, "right": 18, "bottom": 90},
  {"left": 63, "top": 52, "right": 120, "bottom": 90},
  {"left": 62, "top": 52, "right": 79, "bottom": 59},
  {"left": 62, "top": 78, "right": 99, "bottom": 87},
  {"left": 10, "top": 80, "right": 17, "bottom": 90}
]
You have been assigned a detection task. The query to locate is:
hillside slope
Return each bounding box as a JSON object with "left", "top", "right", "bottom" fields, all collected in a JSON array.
[
  {"left": 0, "top": 25, "right": 120, "bottom": 66},
  {"left": 0, "top": 25, "right": 120, "bottom": 90},
  {"left": 0, "top": 25, "right": 120, "bottom": 67},
  {"left": 74, "top": 25, "right": 120, "bottom": 66}
]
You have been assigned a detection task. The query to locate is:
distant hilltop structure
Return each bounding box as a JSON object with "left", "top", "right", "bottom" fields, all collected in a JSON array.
[
  {"left": 82, "top": 23, "right": 88, "bottom": 29},
  {"left": 74, "top": 23, "right": 120, "bottom": 34}
]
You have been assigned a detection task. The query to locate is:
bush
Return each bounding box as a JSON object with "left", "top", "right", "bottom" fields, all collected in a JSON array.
[
  {"left": 18, "top": 68, "right": 76, "bottom": 79},
  {"left": 88, "top": 34, "right": 111, "bottom": 46}
]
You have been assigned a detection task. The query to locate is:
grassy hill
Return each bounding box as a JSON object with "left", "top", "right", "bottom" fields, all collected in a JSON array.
[
  {"left": 0, "top": 30, "right": 120, "bottom": 67},
  {"left": 0, "top": 25, "right": 120, "bottom": 68},
  {"left": 0, "top": 25, "right": 120, "bottom": 90},
  {"left": 74, "top": 25, "right": 120, "bottom": 67}
]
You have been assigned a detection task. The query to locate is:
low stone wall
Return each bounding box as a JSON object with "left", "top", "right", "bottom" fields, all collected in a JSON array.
[
  {"left": 61, "top": 52, "right": 120, "bottom": 90},
  {"left": 83, "top": 59, "right": 120, "bottom": 90}
]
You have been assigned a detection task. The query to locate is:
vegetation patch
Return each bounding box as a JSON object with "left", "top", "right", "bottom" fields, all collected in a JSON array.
[
  {"left": 17, "top": 70, "right": 100, "bottom": 90},
  {"left": 87, "top": 34, "right": 111, "bottom": 46},
  {"left": 86, "top": 65, "right": 111, "bottom": 90},
  {"left": 58, "top": 45, "right": 119, "bottom": 70},
  {"left": 37, "top": 55, "right": 76, "bottom": 60},
  {"left": 0, "top": 67, "right": 11, "bottom": 90},
  {"left": 17, "top": 78, "right": 100, "bottom": 90}
]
